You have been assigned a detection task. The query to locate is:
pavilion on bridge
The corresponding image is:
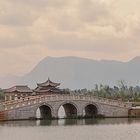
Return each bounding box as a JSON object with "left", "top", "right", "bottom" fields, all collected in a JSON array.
[
  {"left": 3, "top": 78, "right": 64, "bottom": 101},
  {"left": 34, "top": 78, "right": 63, "bottom": 95},
  {"left": 3, "top": 85, "right": 32, "bottom": 101}
]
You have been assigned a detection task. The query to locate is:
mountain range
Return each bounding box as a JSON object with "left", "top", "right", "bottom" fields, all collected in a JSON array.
[{"left": 1, "top": 56, "right": 140, "bottom": 89}]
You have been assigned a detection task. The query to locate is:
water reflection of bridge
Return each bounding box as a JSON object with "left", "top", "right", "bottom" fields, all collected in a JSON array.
[{"left": 0, "top": 118, "right": 139, "bottom": 127}]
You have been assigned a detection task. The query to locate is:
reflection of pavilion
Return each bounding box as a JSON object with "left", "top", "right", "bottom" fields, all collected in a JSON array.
[{"left": 3, "top": 78, "right": 63, "bottom": 101}]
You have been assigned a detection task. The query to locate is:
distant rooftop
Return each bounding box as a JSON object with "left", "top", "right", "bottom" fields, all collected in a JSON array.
[
  {"left": 37, "top": 78, "right": 60, "bottom": 87},
  {"left": 3, "top": 85, "right": 32, "bottom": 93}
]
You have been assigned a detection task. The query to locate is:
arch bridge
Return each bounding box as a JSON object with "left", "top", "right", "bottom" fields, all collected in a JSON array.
[{"left": 0, "top": 94, "right": 132, "bottom": 121}]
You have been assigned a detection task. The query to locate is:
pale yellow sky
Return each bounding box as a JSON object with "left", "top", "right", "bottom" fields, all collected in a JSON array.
[{"left": 0, "top": 0, "right": 140, "bottom": 76}]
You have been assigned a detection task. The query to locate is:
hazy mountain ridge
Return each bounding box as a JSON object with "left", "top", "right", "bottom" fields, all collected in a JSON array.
[{"left": 1, "top": 56, "right": 140, "bottom": 89}]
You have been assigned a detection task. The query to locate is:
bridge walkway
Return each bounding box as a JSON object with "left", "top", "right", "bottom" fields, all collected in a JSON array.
[{"left": 0, "top": 94, "right": 131, "bottom": 112}]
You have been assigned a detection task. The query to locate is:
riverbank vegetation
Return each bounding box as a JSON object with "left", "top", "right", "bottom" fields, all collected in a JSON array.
[
  {"left": 69, "top": 81, "right": 140, "bottom": 102},
  {"left": 0, "top": 89, "right": 4, "bottom": 101}
]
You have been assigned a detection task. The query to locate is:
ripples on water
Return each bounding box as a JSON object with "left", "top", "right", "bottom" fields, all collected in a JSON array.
[{"left": 0, "top": 118, "right": 140, "bottom": 140}]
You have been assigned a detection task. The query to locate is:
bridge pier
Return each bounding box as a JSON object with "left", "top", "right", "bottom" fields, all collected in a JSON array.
[{"left": 3, "top": 107, "right": 36, "bottom": 121}]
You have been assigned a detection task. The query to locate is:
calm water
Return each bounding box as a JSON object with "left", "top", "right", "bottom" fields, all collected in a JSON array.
[{"left": 0, "top": 118, "right": 140, "bottom": 140}]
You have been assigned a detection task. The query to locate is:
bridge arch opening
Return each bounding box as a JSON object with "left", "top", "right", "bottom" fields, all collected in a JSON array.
[
  {"left": 58, "top": 103, "right": 77, "bottom": 118},
  {"left": 36, "top": 105, "right": 52, "bottom": 120},
  {"left": 84, "top": 104, "right": 98, "bottom": 118}
]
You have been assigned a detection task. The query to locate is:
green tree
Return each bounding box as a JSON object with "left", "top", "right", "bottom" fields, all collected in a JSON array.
[{"left": 0, "top": 89, "right": 4, "bottom": 100}]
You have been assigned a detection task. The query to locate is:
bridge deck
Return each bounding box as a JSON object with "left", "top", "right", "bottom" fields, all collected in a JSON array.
[{"left": 0, "top": 95, "right": 131, "bottom": 112}]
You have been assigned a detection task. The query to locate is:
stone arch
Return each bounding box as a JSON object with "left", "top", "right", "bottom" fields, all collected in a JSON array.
[
  {"left": 35, "top": 103, "right": 53, "bottom": 119},
  {"left": 57, "top": 101, "right": 79, "bottom": 118},
  {"left": 83, "top": 103, "right": 99, "bottom": 118}
]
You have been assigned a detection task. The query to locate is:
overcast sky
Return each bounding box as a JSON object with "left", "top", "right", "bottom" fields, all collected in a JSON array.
[{"left": 0, "top": 0, "right": 140, "bottom": 76}]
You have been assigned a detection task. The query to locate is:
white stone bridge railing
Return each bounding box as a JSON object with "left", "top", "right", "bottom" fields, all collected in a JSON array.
[{"left": 0, "top": 94, "right": 132, "bottom": 112}]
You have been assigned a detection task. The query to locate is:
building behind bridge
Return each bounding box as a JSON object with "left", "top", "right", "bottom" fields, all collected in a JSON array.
[{"left": 3, "top": 79, "right": 64, "bottom": 101}]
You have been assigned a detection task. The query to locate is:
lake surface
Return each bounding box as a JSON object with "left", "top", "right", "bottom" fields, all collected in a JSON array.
[{"left": 0, "top": 118, "right": 140, "bottom": 140}]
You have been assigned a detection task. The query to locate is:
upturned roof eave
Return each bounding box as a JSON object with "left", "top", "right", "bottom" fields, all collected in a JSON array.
[{"left": 37, "top": 78, "right": 60, "bottom": 87}]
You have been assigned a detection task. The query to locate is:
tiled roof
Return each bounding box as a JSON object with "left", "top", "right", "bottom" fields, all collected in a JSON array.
[
  {"left": 34, "top": 87, "right": 62, "bottom": 93},
  {"left": 37, "top": 78, "right": 60, "bottom": 87},
  {"left": 3, "top": 85, "right": 32, "bottom": 93}
]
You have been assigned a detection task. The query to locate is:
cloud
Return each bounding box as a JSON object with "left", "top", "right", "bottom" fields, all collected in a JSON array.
[
  {"left": 77, "top": 0, "right": 111, "bottom": 22},
  {"left": 0, "top": 0, "right": 140, "bottom": 75},
  {"left": 0, "top": 1, "right": 39, "bottom": 26}
]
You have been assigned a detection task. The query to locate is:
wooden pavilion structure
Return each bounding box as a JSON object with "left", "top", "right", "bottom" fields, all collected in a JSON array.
[
  {"left": 3, "top": 78, "right": 63, "bottom": 101},
  {"left": 3, "top": 85, "right": 32, "bottom": 101},
  {"left": 34, "top": 78, "right": 62, "bottom": 95}
]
